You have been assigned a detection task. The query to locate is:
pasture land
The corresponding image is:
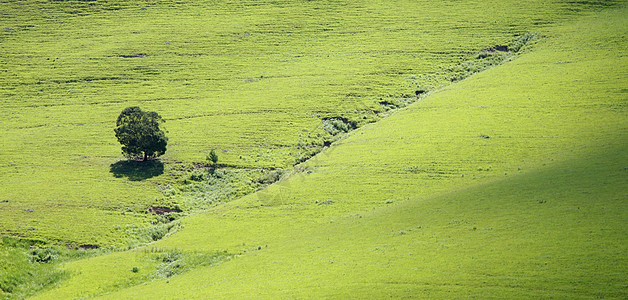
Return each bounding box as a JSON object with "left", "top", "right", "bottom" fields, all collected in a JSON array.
[
  {"left": 2, "top": 0, "right": 613, "bottom": 248},
  {"left": 31, "top": 3, "right": 627, "bottom": 299}
]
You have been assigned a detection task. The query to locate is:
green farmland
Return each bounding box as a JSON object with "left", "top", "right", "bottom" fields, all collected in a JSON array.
[{"left": 1, "top": 0, "right": 627, "bottom": 298}]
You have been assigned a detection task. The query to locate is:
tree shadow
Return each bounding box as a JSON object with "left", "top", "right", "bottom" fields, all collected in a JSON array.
[{"left": 109, "top": 160, "right": 164, "bottom": 181}]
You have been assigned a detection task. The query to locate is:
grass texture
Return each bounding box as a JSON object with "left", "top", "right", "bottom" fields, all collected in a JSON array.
[
  {"left": 32, "top": 3, "right": 627, "bottom": 299},
  {"left": 0, "top": 0, "right": 617, "bottom": 248}
]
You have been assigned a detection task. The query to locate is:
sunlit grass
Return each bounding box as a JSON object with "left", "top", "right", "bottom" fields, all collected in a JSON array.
[
  {"left": 31, "top": 3, "right": 628, "bottom": 299},
  {"left": 2, "top": 0, "right": 612, "bottom": 247}
]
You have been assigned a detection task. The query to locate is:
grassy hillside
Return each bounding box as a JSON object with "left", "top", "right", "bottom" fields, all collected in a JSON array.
[
  {"left": 1, "top": 0, "right": 619, "bottom": 248},
  {"left": 33, "top": 4, "right": 627, "bottom": 299}
]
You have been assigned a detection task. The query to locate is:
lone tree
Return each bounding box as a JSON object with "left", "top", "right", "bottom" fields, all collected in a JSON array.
[{"left": 114, "top": 106, "right": 167, "bottom": 161}]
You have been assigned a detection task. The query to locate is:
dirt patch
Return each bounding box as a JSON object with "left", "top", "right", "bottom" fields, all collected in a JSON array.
[
  {"left": 118, "top": 53, "right": 148, "bottom": 58},
  {"left": 149, "top": 206, "right": 182, "bottom": 215},
  {"left": 490, "top": 45, "right": 509, "bottom": 52},
  {"left": 317, "top": 200, "right": 335, "bottom": 205},
  {"left": 79, "top": 244, "right": 99, "bottom": 250}
]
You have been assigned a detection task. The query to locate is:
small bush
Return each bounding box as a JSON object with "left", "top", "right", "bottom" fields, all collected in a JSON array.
[
  {"left": 206, "top": 149, "right": 219, "bottom": 166},
  {"left": 476, "top": 51, "right": 491, "bottom": 59},
  {"left": 30, "top": 248, "right": 59, "bottom": 263},
  {"left": 322, "top": 117, "right": 357, "bottom": 136},
  {"left": 257, "top": 169, "right": 284, "bottom": 185},
  {"left": 189, "top": 170, "right": 204, "bottom": 182}
]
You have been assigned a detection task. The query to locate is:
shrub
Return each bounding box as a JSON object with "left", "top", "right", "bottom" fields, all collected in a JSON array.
[
  {"left": 189, "top": 170, "right": 204, "bottom": 182},
  {"left": 206, "top": 149, "right": 219, "bottom": 167},
  {"left": 322, "top": 117, "right": 357, "bottom": 136},
  {"left": 257, "top": 169, "right": 284, "bottom": 185},
  {"left": 30, "top": 248, "right": 59, "bottom": 263}
]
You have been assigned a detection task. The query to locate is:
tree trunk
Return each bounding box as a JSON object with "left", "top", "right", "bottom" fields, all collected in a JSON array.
[{"left": 143, "top": 152, "right": 147, "bottom": 161}]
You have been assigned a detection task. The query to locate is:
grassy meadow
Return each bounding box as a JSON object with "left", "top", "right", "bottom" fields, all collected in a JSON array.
[
  {"left": 1, "top": 0, "right": 626, "bottom": 298},
  {"left": 0, "top": 0, "right": 614, "bottom": 247},
  {"left": 25, "top": 2, "right": 628, "bottom": 299}
]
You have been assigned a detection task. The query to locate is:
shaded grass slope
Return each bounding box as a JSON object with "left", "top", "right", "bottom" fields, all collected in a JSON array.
[
  {"left": 35, "top": 4, "right": 627, "bottom": 299},
  {"left": 0, "top": 0, "right": 620, "bottom": 247}
]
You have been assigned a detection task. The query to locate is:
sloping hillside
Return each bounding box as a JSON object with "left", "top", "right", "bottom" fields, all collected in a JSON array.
[
  {"left": 1, "top": 0, "right": 619, "bottom": 248},
  {"left": 34, "top": 4, "right": 627, "bottom": 299}
]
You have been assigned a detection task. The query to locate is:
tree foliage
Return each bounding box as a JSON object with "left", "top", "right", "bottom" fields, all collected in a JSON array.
[
  {"left": 114, "top": 107, "right": 167, "bottom": 161},
  {"left": 207, "top": 149, "right": 219, "bottom": 166}
]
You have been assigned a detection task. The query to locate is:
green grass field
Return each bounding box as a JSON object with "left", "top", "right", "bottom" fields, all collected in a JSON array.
[
  {"left": 1, "top": 0, "right": 626, "bottom": 298},
  {"left": 22, "top": 2, "right": 628, "bottom": 299},
  {"left": 1, "top": 0, "right": 615, "bottom": 248}
]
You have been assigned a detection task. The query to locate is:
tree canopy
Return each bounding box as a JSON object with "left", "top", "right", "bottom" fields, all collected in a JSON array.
[{"left": 114, "top": 106, "right": 167, "bottom": 161}]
